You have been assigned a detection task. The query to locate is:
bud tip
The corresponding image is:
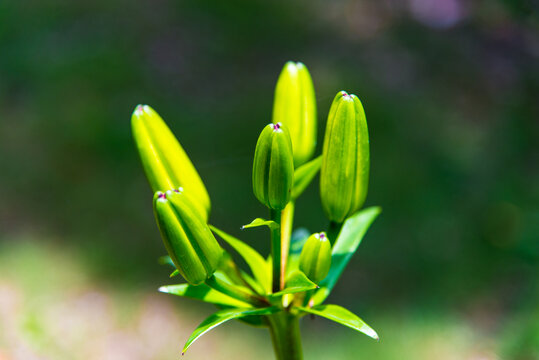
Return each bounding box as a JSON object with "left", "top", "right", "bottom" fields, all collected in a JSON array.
[
  {"left": 272, "top": 122, "right": 282, "bottom": 131},
  {"left": 134, "top": 104, "right": 145, "bottom": 116}
]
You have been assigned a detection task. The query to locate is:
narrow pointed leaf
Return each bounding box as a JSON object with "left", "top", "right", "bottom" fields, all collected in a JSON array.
[
  {"left": 182, "top": 307, "right": 279, "bottom": 354},
  {"left": 297, "top": 304, "right": 378, "bottom": 340},
  {"left": 290, "top": 228, "right": 310, "bottom": 254},
  {"left": 214, "top": 305, "right": 267, "bottom": 328},
  {"left": 169, "top": 269, "right": 180, "bottom": 278},
  {"left": 159, "top": 284, "right": 252, "bottom": 308},
  {"left": 216, "top": 251, "right": 263, "bottom": 294},
  {"left": 210, "top": 225, "right": 271, "bottom": 294},
  {"left": 270, "top": 270, "right": 318, "bottom": 298},
  {"left": 313, "top": 207, "right": 381, "bottom": 305},
  {"left": 241, "top": 218, "right": 279, "bottom": 230},
  {"left": 158, "top": 255, "right": 174, "bottom": 267},
  {"left": 291, "top": 155, "right": 322, "bottom": 199}
]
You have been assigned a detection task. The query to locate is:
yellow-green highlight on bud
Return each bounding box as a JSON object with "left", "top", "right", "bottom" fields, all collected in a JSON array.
[
  {"left": 299, "top": 232, "right": 331, "bottom": 284},
  {"left": 272, "top": 61, "right": 317, "bottom": 167},
  {"left": 320, "top": 91, "right": 370, "bottom": 223},
  {"left": 252, "top": 123, "right": 294, "bottom": 211},
  {"left": 132, "top": 104, "right": 211, "bottom": 219},
  {"left": 153, "top": 189, "right": 222, "bottom": 285}
]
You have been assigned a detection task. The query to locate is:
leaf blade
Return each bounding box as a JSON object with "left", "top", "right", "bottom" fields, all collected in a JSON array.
[
  {"left": 159, "top": 284, "right": 252, "bottom": 308},
  {"left": 210, "top": 225, "right": 271, "bottom": 294},
  {"left": 313, "top": 206, "right": 381, "bottom": 304},
  {"left": 169, "top": 269, "right": 180, "bottom": 278},
  {"left": 297, "top": 304, "right": 379, "bottom": 340},
  {"left": 241, "top": 218, "right": 279, "bottom": 230},
  {"left": 183, "top": 307, "right": 279, "bottom": 354},
  {"left": 269, "top": 270, "right": 318, "bottom": 298}
]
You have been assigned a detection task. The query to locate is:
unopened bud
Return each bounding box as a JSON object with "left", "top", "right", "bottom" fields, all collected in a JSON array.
[
  {"left": 153, "top": 189, "right": 222, "bottom": 285},
  {"left": 320, "top": 91, "right": 370, "bottom": 223},
  {"left": 132, "top": 104, "right": 211, "bottom": 220},
  {"left": 252, "top": 123, "right": 294, "bottom": 210},
  {"left": 272, "top": 61, "right": 317, "bottom": 167},
  {"left": 299, "top": 232, "right": 331, "bottom": 284}
]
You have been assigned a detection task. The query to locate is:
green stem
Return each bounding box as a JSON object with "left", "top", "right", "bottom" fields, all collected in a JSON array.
[
  {"left": 280, "top": 201, "right": 295, "bottom": 290},
  {"left": 270, "top": 208, "right": 282, "bottom": 293},
  {"left": 268, "top": 312, "right": 303, "bottom": 360},
  {"left": 205, "top": 275, "right": 268, "bottom": 307},
  {"left": 327, "top": 221, "right": 343, "bottom": 246}
]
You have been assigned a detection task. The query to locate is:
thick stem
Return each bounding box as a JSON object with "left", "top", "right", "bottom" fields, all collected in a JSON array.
[
  {"left": 270, "top": 209, "right": 282, "bottom": 293},
  {"left": 268, "top": 312, "right": 303, "bottom": 360},
  {"left": 327, "top": 221, "right": 343, "bottom": 246},
  {"left": 280, "top": 201, "right": 295, "bottom": 290},
  {"left": 205, "top": 275, "right": 267, "bottom": 307}
]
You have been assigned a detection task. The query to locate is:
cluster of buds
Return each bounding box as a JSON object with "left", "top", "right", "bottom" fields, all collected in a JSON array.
[{"left": 131, "top": 61, "right": 378, "bottom": 357}]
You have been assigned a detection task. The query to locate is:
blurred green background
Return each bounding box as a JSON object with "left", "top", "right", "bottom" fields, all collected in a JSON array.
[{"left": 1, "top": 0, "right": 538, "bottom": 359}]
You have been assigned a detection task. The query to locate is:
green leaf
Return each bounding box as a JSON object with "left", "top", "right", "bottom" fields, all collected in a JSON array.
[
  {"left": 292, "top": 155, "right": 322, "bottom": 199},
  {"left": 270, "top": 270, "right": 318, "bottom": 298},
  {"left": 210, "top": 225, "right": 271, "bottom": 294},
  {"left": 241, "top": 218, "right": 279, "bottom": 230},
  {"left": 183, "top": 307, "right": 279, "bottom": 354},
  {"left": 158, "top": 255, "right": 174, "bottom": 267},
  {"left": 216, "top": 251, "right": 262, "bottom": 293},
  {"left": 216, "top": 305, "right": 267, "bottom": 328},
  {"left": 289, "top": 227, "right": 310, "bottom": 254},
  {"left": 313, "top": 207, "right": 381, "bottom": 305},
  {"left": 169, "top": 269, "right": 180, "bottom": 278},
  {"left": 296, "top": 304, "right": 378, "bottom": 340},
  {"left": 159, "top": 284, "right": 252, "bottom": 308}
]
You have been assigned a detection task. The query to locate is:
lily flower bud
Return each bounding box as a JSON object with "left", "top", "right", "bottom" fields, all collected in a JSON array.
[
  {"left": 132, "top": 104, "right": 211, "bottom": 220},
  {"left": 153, "top": 189, "right": 222, "bottom": 285},
  {"left": 252, "top": 123, "right": 294, "bottom": 211},
  {"left": 320, "top": 91, "right": 370, "bottom": 223},
  {"left": 299, "top": 232, "right": 331, "bottom": 284},
  {"left": 272, "top": 61, "right": 317, "bottom": 167}
]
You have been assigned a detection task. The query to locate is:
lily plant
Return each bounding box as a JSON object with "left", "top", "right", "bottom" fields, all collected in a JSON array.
[{"left": 131, "top": 61, "right": 381, "bottom": 359}]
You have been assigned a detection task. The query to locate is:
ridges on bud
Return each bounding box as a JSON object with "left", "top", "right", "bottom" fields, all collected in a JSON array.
[
  {"left": 320, "top": 91, "right": 370, "bottom": 223},
  {"left": 153, "top": 189, "right": 222, "bottom": 285},
  {"left": 252, "top": 122, "right": 294, "bottom": 211},
  {"left": 299, "top": 232, "right": 332, "bottom": 284},
  {"left": 272, "top": 61, "right": 317, "bottom": 167},
  {"left": 132, "top": 104, "right": 211, "bottom": 220}
]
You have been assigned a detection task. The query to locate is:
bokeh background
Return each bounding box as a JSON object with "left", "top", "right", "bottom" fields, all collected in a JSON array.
[{"left": 1, "top": 0, "right": 538, "bottom": 359}]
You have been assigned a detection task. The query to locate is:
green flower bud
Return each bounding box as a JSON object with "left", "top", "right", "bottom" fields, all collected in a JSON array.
[
  {"left": 272, "top": 61, "right": 317, "bottom": 167},
  {"left": 132, "top": 104, "right": 211, "bottom": 220},
  {"left": 252, "top": 123, "right": 294, "bottom": 211},
  {"left": 153, "top": 188, "right": 222, "bottom": 285},
  {"left": 299, "top": 232, "right": 331, "bottom": 284},
  {"left": 320, "top": 91, "right": 370, "bottom": 223}
]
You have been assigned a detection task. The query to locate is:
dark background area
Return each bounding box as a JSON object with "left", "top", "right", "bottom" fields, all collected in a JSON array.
[{"left": 1, "top": 1, "right": 538, "bottom": 359}]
